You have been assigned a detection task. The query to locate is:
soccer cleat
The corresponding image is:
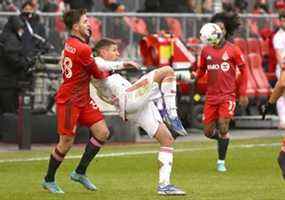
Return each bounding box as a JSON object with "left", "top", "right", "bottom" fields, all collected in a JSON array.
[
  {"left": 70, "top": 171, "right": 97, "bottom": 191},
  {"left": 163, "top": 115, "right": 188, "bottom": 138},
  {"left": 217, "top": 162, "right": 227, "bottom": 172},
  {"left": 157, "top": 184, "right": 186, "bottom": 196},
  {"left": 42, "top": 180, "right": 64, "bottom": 194}
]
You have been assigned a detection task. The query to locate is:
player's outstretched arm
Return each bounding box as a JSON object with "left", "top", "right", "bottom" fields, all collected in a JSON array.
[{"left": 94, "top": 57, "right": 140, "bottom": 71}]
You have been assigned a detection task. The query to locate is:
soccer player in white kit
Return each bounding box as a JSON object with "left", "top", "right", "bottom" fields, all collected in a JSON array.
[
  {"left": 273, "top": 11, "right": 285, "bottom": 129},
  {"left": 262, "top": 11, "right": 285, "bottom": 181},
  {"left": 90, "top": 38, "right": 187, "bottom": 195}
]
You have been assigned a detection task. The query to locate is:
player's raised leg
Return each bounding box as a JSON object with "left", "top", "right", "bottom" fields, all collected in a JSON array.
[{"left": 153, "top": 66, "right": 188, "bottom": 137}]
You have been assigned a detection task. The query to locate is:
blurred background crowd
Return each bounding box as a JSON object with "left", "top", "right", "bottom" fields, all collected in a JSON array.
[{"left": 0, "top": 0, "right": 284, "bottom": 130}]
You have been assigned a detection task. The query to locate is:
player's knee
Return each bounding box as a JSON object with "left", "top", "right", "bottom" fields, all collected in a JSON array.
[
  {"left": 219, "top": 123, "right": 229, "bottom": 135},
  {"left": 156, "top": 129, "right": 174, "bottom": 146},
  {"left": 58, "top": 136, "right": 74, "bottom": 153},
  {"left": 163, "top": 65, "right": 175, "bottom": 76},
  {"left": 203, "top": 127, "right": 214, "bottom": 138},
  {"left": 95, "top": 128, "right": 110, "bottom": 142},
  {"left": 162, "top": 134, "right": 174, "bottom": 146}
]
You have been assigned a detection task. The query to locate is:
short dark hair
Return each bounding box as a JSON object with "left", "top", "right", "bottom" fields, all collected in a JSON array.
[
  {"left": 21, "top": 0, "right": 34, "bottom": 10},
  {"left": 63, "top": 9, "right": 87, "bottom": 31},
  {"left": 94, "top": 38, "right": 118, "bottom": 53}
]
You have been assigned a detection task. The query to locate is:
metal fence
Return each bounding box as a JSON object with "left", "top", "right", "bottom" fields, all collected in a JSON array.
[
  {"left": 0, "top": 12, "right": 279, "bottom": 111},
  {"left": 0, "top": 12, "right": 280, "bottom": 58}
]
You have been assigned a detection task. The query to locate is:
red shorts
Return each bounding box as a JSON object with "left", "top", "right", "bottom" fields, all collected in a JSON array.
[
  {"left": 56, "top": 99, "right": 104, "bottom": 136},
  {"left": 203, "top": 99, "right": 236, "bottom": 125}
]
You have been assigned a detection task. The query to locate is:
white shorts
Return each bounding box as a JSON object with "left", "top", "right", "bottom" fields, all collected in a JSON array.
[
  {"left": 125, "top": 70, "right": 161, "bottom": 114},
  {"left": 127, "top": 101, "right": 163, "bottom": 137}
]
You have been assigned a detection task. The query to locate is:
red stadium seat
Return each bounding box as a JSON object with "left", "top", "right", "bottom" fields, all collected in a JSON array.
[
  {"left": 247, "top": 38, "right": 262, "bottom": 55},
  {"left": 233, "top": 38, "right": 248, "bottom": 54},
  {"left": 247, "top": 53, "right": 271, "bottom": 97}
]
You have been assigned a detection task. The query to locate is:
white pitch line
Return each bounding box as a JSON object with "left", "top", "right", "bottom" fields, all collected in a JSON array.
[{"left": 0, "top": 142, "right": 280, "bottom": 164}]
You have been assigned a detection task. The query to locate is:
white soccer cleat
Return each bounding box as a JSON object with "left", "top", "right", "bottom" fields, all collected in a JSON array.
[{"left": 157, "top": 184, "right": 186, "bottom": 196}]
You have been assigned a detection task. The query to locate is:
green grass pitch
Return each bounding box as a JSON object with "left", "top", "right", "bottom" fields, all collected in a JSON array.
[{"left": 0, "top": 136, "right": 285, "bottom": 200}]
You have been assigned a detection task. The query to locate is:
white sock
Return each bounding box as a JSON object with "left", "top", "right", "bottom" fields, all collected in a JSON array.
[
  {"left": 217, "top": 159, "right": 225, "bottom": 164},
  {"left": 158, "top": 147, "right": 173, "bottom": 186},
  {"left": 161, "top": 78, "right": 177, "bottom": 117}
]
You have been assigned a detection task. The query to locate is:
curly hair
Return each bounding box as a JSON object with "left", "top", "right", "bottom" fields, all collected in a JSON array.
[{"left": 210, "top": 12, "right": 240, "bottom": 40}]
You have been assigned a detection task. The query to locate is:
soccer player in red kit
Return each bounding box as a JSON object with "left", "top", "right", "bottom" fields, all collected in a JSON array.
[
  {"left": 196, "top": 12, "right": 248, "bottom": 172},
  {"left": 42, "top": 9, "right": 110, "bottom": 193}
]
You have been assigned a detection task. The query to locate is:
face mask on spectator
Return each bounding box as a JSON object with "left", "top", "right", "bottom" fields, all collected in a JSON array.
[{"left": 21, "top": 12, "right": 33, "bottom": 20}]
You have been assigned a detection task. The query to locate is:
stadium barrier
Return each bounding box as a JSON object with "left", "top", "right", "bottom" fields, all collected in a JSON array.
[{"left": 0, "top": 12, "right": 280, "bottom": 145}]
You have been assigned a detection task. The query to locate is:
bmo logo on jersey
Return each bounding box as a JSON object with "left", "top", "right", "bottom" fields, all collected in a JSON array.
[{"left": 207, "top": 62, "right": 230, "bottom": 72}]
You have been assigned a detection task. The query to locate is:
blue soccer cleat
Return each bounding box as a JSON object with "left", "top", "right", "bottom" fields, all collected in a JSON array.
[
  {"left": 217, "top": 162, "right": 227, "bottom": 172},
  {"left": 157, "top": 184, "right": 186, "bottom": 196},
  {"left": 70, "top": 171, "right": 97, "bottom": 191},
  {"left": 163, "top": 115, "right": 188, "bottom": 138},
  {"left": 42, "top": 180, "right": 64, "bottom": 194}
]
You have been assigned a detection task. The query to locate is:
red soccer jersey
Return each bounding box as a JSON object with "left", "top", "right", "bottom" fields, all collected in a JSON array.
[
  {"left": 56, "top": 36, "right": 108, "bottom": 107},
  {"left": 197, "top": 41, "right": 247, "bottom": 104}
]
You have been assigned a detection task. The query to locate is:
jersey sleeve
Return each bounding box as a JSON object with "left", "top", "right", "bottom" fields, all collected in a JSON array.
[
  {"left": 94, "top": 57, "right": 124, "bottom": 71},
  {"left": 233, "top": 46, "right": 246, "bottom": 68},
  {"left": 196, "top": 47, "right": 207, "bottom": 79},
  {"left": 79, "top": 46, "right": 109, "bottom": 79},
  {"left": 234, "top": 46, "right": 248, "bottom": 96}
]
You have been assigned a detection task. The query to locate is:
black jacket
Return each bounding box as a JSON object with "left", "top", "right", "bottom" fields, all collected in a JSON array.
[
  {"left": 0, "top": 16, "right": 31, "bottom": 89},
  {"left": 20, "top": 13, "right": 48, "bottom": 57}
]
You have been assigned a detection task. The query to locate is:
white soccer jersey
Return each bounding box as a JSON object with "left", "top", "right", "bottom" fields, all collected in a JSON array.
[
  {"left": 91, "top": 57, "right": 163, "bottom": 136},
  {"left": 91, "top": 57, "right": 132, "bottom": 118},
  {"left": 273, "top": 28, "right": 285, "bottom": 78}
]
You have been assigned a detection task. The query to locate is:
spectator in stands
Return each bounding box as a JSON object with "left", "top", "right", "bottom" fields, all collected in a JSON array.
[
  {"left": 201, "top": 0, "right": 213, "bottom": 13},
  {"left": 273, "top": 11, "right": 285, "bottom": 129},
  {"left": 248, "top": 0, "right": 272, "bottom": 38},
  {"left": 42, "top": 0, "right": 58, "bottom": 12},
  {"left": 20, "top": 1, "right": 49, "bottom": 57},
  {"left": 139, "top": 0, "right": 160, "bottom": 12},
  {"left": 104, "top": 2, "right": 131, "bottom": 53},
  {"left": 0, "top": 0, "right": 18, "bottom": 12},
  {"left": 30, "top": 0, "right": 39, "bottom": 11},
  {"left": 222, "top": 0, "right": 234, "bottom": 13},
  {"left": 233, "top": 0, "right": 248, "bottom": 13},
  {"left": 42, "top": 0, "right": 66, "bottom": 51},
  {"left": 186, "top": 0, "right": 196, "bottom": 13},
  {"left": 0, "top": 16, "right": 34, "bottom": 114},
  {"left": 159, "top": 0, "right": 189, "bottom": 13},
  {"left": 63, "top": 0, "right": 94, "bottom": 12},
  {"left": 275, "top": 0, "right": 285, "bottom": 13}
]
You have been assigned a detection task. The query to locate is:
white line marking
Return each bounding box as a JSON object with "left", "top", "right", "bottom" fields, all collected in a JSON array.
[{"left": 0, "top": 142, "right": 280, "bottom": 164}]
